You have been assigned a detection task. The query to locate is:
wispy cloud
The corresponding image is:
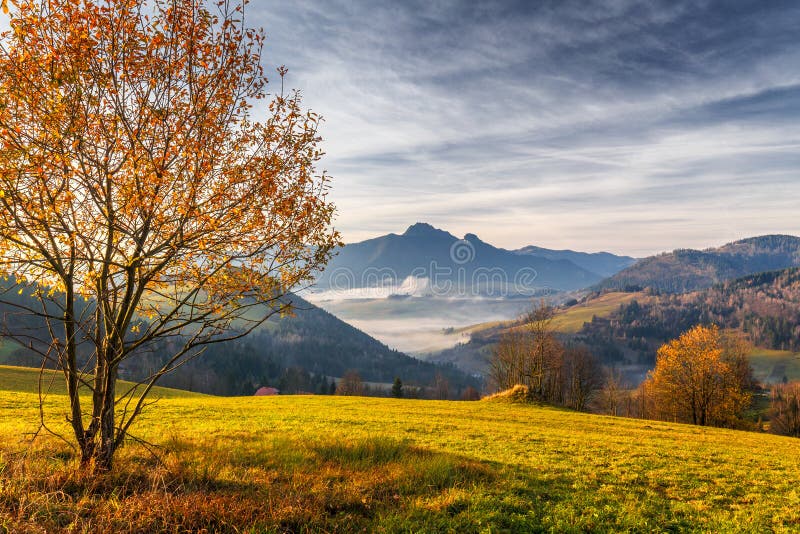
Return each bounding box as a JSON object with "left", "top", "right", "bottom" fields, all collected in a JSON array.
[{"left": 249, "top": 0, "right": 800, "bottom": 256}]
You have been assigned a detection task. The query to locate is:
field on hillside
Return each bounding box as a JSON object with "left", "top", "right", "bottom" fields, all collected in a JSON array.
[
  {"left": 0, "top": 365, "right": 204, "bottom": 399},
  {"left": 749, "top": 349, "right": 800, "bottom": 384},
  {"left": 2, "top": 365, "right": 800, "bottom": 532},
  {"left": 456, "top": 291, "right": 648, "bottom": 339},
  {"left": 550, "top": 292, "right": 650, "bottom": 333}
]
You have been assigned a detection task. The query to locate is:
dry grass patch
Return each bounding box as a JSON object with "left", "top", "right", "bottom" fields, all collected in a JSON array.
[{"left": 0, "top": 436, "right": 495, "bottom": 533}]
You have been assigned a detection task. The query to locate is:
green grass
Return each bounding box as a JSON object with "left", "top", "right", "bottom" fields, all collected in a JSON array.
[
  {"left": 461, "top": 292, "right": 649, "bottom": 337},
  {"left": 2, "top": 366, "right": 800, "bottom": 532},
  {"left": 0, "top": 364, "right": 205, "bottom": 398},
  {"left": 550, "top": 292, "right": 650, "bottom": 334}
]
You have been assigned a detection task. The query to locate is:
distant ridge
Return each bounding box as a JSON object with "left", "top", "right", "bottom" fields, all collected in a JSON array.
[
  {"left": 316, "top": 223, "right": 628, "bottom": 294},
  {"left": 514, "top": 245, "right": 636, "bottom": 278},
  {"left": 595, "top": 234, "right": 800, "bottom": 293}
]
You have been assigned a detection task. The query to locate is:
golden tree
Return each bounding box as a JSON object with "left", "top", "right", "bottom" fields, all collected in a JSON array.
[
  {"left": 0, "top": 0, "right": 339, "bottom": 470},
  {"left": 644, "top": 325, "right": 752, "bottom": 427}
]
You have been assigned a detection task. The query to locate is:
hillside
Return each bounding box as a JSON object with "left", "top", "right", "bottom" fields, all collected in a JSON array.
[
  {"left": 424, "top": 292, "right": 650, "bottom": 375},
  {"left": 570, "top": 268, "right": 800, "bottom": 381},
  {"left": 2, "top": 368, "right": 800, "bottom": 532},
  {"left": 0, "top": 365, "right": 204, "bottom": 398},
  {"left": 315, "top": 222, "right": 603, "bottom": 293},
  {"left": 514, "top": 245, "right": 636, "bottom": 278},
  {"left": 428, "top": 269, "right": 800, "bottom": 383},
  {"left": 0, "top": 290, "right": 476, "bottom": 396},
  {"left": 596, "top": 235, "right": 800, "bottom": 293}
]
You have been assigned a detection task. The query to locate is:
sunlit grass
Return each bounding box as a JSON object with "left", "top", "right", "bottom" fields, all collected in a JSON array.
[
  {"left": 0, "top": 364, "right": 205, "bottom": 398},
  {"left": 2, "top": 365, "right": 800, "bottom": 532},
  {"left": 459, "top": 292, "right": 649, "bottom": 337},
  {"left": 550, "top": 291, "right": 650, "bottom": 333}
]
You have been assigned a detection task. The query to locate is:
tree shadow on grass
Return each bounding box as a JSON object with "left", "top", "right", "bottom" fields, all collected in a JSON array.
[{"left": 0, "top": 435, "right": 702, "bottom": 533}]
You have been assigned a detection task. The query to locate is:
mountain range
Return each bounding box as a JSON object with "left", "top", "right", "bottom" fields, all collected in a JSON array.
[
  {"left": 315, "top": 223, "right": 634, "bottom": 294},
  {"left": 514, "top": 245, "right": 636, "bottom": 278}
]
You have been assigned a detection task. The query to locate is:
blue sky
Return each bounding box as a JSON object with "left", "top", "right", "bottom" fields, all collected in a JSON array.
[{"left": 257, "top": 2, "right": 797, "bottom": 255}]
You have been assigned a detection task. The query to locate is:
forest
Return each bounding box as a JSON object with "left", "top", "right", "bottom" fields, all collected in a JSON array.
[{"left": 579, "top": 268, "right": 800, "bottom": 362}]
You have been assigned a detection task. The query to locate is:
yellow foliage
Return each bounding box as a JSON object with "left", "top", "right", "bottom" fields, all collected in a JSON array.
[
  {"left": 0, "top": 0, "right": 341, "bottom": 469},
  {"left": 644, "top": 325, "right": 752, "bottom": 427}
]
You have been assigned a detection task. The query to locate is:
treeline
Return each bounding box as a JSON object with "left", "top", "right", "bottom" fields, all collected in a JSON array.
[{"left": 331, "top": 370, "right": 481, "bottom": 401}]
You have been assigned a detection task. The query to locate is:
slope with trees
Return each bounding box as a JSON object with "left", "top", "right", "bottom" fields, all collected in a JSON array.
[
  {"left": 579, "top": 268, "right": 800, "bottom": 367},
  {"left": 596, "top": 235, "right": 800, "bottom": 293},
  {"left": 428, "top": 267, "right": 800, "bottom": 383}
]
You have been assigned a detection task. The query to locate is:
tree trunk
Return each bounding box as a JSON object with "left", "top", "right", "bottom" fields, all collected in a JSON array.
[{"left": 80, "top": 360, "right": 118, "bottom": 472}]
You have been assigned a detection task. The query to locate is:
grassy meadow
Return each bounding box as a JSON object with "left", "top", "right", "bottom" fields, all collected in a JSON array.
[{"left": 1, "top": 365, "right": 800, "bottom": 532}]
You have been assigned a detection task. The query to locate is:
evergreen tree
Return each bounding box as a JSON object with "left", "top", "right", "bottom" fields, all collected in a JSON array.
[{"left": 392, "top": 377, "right": 404, "bottom": 398}]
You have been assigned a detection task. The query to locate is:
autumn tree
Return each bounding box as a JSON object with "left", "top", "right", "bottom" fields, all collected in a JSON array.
[
  {"left": 643, "top": 325, "right": 753, "bottom": 427},
  {"left": 0, "top": 0, "right": 339, "bottom": 471},
  {"left": 720, "top": 330, "right": 758, "bottom": 392},
  {"left": 336, "top": 371, "right": 364, "bottom": 396}
]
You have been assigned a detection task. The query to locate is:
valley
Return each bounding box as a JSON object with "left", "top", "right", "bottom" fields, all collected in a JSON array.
[
  {"left": 307, "top": 227, "right": 800, "bottom": 390},
  {"left": 303, "top": 292, "right": 533, "bottom": 354},
  {"left": 307, "top": 222, "right": 634, "bottom": 356}
]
